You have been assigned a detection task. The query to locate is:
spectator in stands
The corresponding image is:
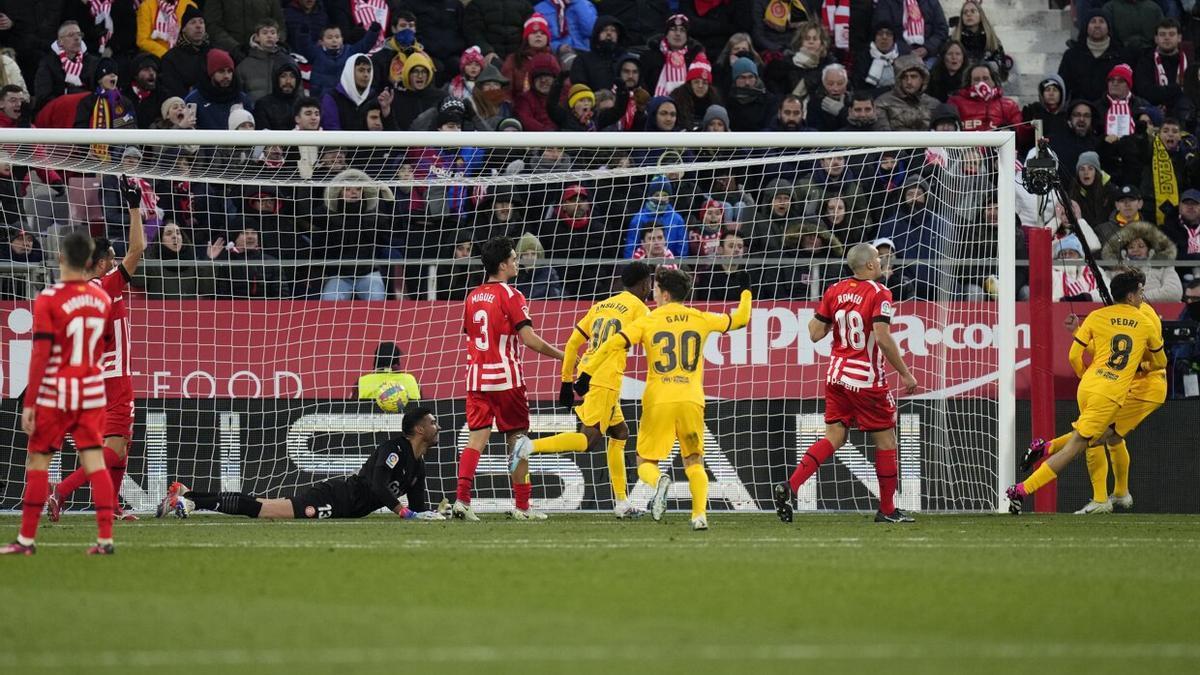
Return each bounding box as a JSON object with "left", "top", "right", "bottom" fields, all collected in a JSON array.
[
  {"left": 713, "top": 32, "right": 763, "bottom": 96},
  {"left": 74, "top": 58, "right": 135, "bottom": 131},
  {"left": 464, "top": 0, "right": 534, "bottom": 64},
  {"left": 513, "top": 232, "right": 564, "bottom": 299},
  {"left": 472, "top": 187, "right": 524, "bottom": 242},
  {"left": 536, "top": 183, "right": 603, "bottom": 260},
  {"left": 641, "top": 95, "right": 683, "bottom": 136},
  {"left": 796, "top": 154, "right": 866, "bottom": 226},
  {"left": 841, "top": 90, "right": 890, "bottom": 131},
  {"left": 141, "top": 222, "right": 208, "bottom": 300},
  {"left": 184, "top": 49, "right": 251, "bottom": 130},
  {"left": 927, "top": 39, "right": 966, "bottom": 101},
  {"left": 547, "top": 73, "right": 621, "bottom": 131},
  {"left": 1051, "top": 233, "right": 1107, "bottom": 301},
  {"left": 820, "top": 194, "right": 874, "bottom": 246},
  {"left": 1048, "top": 197, "right": 1104, "bottom": 253},
  {"left": 0, "top": 47, "right": 26, "bottom": 95},
  {"left": 1058, "top": 10, "right": 1126, "bottom": 104},
  {"left": 503, "top": 13, "right": 553, "bottom": 98},
  {"left": 159, "top": 7, "right": 212, "bottom": 99},
  {"left": 1070, "top": 151, "right": 1114, "bottom": 228},
  {"left": 447, "top": 47, "right": 485, "bottom": 99},
  {"left": 806, "top": 63, "right": 851, "bottom": 131},
  {"left": 643, "top": 14, "right": 706, "bottom": 98},
  {"left": 0, "top": 228, "right": 43, "bottom": 299},
  {"left": 34, "top": 20, "right": 98, "bottom": 111},
  {"left": 607, "top": 52, "right": 649, "bottom": 131},
  {"left": 469, "top": 64, "right": 512, "bottom": 130},
  {"left": 874, "top": 0, "right": 948, "bottom": 63},
  {"left": 1097, "top": 184, "right": 1149, "bottom": 242},
  {"left": 1142, "top": 117, "right": 1196, "bottom": 210},
  {"left": 768, "top": 21, "right": 833, "bottom": 103},
  {"left": 371, "top": 10, "right": 437, "bottom": 91},
  {"left": 285, "top": 0, "right": 329, "bottom": 49},
  {"left": 236, "top": 20, "right": 297, "bottom": 105},
  {"left": 1097, "top": 65, "right": 1151, "bottom": 181},
  {"left": 625, "top": 176, "right": 686, "bottom": 258},
  {"left": 0, "top": 3, "right": 63, "bottom": 84},
  {"left": 570, "top": 15, "right": 626, "bottom": 92},
  {"left": 1164, "top": 190, "right": 1200, "bottom": 275},
  {"left": 1049, "top": 99, "right": 1101, "bottom": 173},
  {"left": 746, "top": 179, "right": 798, "bottom": 253},
  {"left": 875, "top": 175, "right": 950, "bottom": 298},
  {"left": 764, "top": 222, "right": 846, "bottom": 301},
  {"left": 951, "top": 1, "right": 1010, "bottom": 84},
  {"left": 514, "top": 52, "right": 559, "bottom": 131},
  {"left": 1102, "top": 221, "right": 1182, "bottom": 300},
  {"left": 322, "top": 54, "right": 377, "bottom": 130},
  {"left": 314, "top": 168, "right": 391, "bottom": 300},
  {"left": 153, "top": 95, "right": 196, "bottom": 131},
  {"left": 213, "top": 226, "right": 281, "bottom": 299},
  {"left": 392, "top": 51, "right": 442, "bottom": 131},
  {"left": 406, "top": 2, "right": 466, "bottom": 85},
  {"left": 533, "top": 0, "right": 595, "bottom": 54},
  {"left": 137, "top": 0, "right": 198, "bottom": 59},
  {"left": 294, "top": 22, "right": 380, "bottom": 97},
  {"left": 670, "top": 53, "right": 718, "bottom": 130},
  {"left": 0, "top": 84, "right": 25, "bottom": 129},
  {"left": 1134, "top": 18, "right": 1193, "bottom": 123},
  {"left": 947, "top": 63, "right": 1021, "bottom": 131},
  {"left": 254, "top": 63, "right": 303, "bottom": 130},
  {"left": 1021, "top": 75, "right": 1069, "bottom": 151},
  {"left": 749, "top": 0, "right": 805, "bottom": 56},
  {"left": 694, "top": 231, "right": 751, "bottom": 301},
  {"left": 875, "top": 53, "right": 938, "bottom": 131},
  {"left": 700, "top": 103, "right": 729, "bottom": 131},
  {"left": 629, "top": 225, "right": 676, "bottom": 267},
  {"left": 1102, "top": 0, "right": 1162, "bottom": 53},
  {"left": 688, "top": 199, "right": 725, "bottom": 257},
  {"left": 725, "top": 57, "right": 775, "bottom": 131},
  {"left": 205, "top": 0, "right": 287, "bottom": 55},
  {"left": 854, "top": 22, "right": 901, "bottom": 96},
  {"left": 763, "top": 93, "right": 813, "bottom": 132},
  {"left": 435, "top": 230, "right": 477, "bottom": 300},
  {"left": 122, "top": 53, "right": 163, "bottom": 129}
]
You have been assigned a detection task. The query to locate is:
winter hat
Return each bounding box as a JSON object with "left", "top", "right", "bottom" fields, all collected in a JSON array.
[
  {"left": 436, "top": 97, "right": 466, "bottom": 127},
  {"left": 529, "top": 52, "right": 561, "bottom": 78},
  {"left": 562, "top": 184, "right": 589, "bottom": 201},
  {"left": 181, "top": 5, "right": 204, "bottom": 29},
  {"left": 1075, "top": 151, "right": 1101, "bottom": 173},
  {"left": 872, "top": 237, "right": 897, "bottom": 252},
  {"left": 460, "top": 46, "right": 485, "bottom": 70},
  {"left": 207, "top": 49, "right": 235, "bottom": 76},
  {"left": 1137, "top": 105, "right": 1164, "bottom": 126},
  {"left": 1038, "top": 74, "right": 1066, "bottom": 100},
  {"left": 1053, "top": 233, "right": 1085, "bottom": 259},
  {"left": 698, "top": 198, "right": 725, "bottom": 221},
  {"left": 228, "top": 108, "right": 255, "bottom": 130},
  {"left": 567, "top": 84, "right": 595, "bottom": 109},
  {"left": 160, "top": 96, "right": 184, "bottom": 120},
  {"left": 901, "top": 173, "right": 930, "bottom": 193},
  {"left": 930, "top": 102, "right": 961, "bottom": 128},
  {"left": 665, "top": 14, "right": 689, "bottom": 31},
  {"left": 523, "top": 13, "right": 550, "bottom": 41},
  {"left": 701, "top": 104, "right": 730, "bottom": 129},
  {"left": 497, "top": 117, "right": 523, "bottom": 131},
  {"left": 1107, "top": 64, "right": 1133, "bottom": 89},
  {"left": 731, "top": 57, "right": 758, "bottom": 80},
  {"left": 686, "top": 53, "right": 712, "bottom": 83},
  {"left": 95, "top": 58, "right": 119, "bottom": 83},
  {"left": 476, "top": 63, "right": 509, "bottom": 87}
]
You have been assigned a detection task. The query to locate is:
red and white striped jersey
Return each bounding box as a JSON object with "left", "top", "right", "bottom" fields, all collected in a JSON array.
[
  {"left": 93, "top": 264, "right": 134, "bottom": 403},
  {"left": 815, "top": 277, "right": 896, "bottom": 391},
  {"left": 463, "top": 282, "right": 532, "bottom": 392},
  {"left": 27, "top": 282, "right": 112, "bottom": 411}
]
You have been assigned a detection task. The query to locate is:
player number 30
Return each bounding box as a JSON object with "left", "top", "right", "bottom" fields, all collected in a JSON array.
[{"left": 834, "top": 309, "right": 867, "bottom": 350}]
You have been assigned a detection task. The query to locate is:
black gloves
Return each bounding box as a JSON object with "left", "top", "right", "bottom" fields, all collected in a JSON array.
[
  {"left": 573, "top": 373, "right": 591, "bottom": 396},
  {"left": 558, "top": 381, "right": 576, "bottom": 408},
  {"left": 119, "top": 174, "right": 141, "bottom": 209}
]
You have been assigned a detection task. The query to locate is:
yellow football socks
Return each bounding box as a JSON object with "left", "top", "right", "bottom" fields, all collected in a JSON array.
[
  {"left": 1022, "top": 463, "right": 1058, "bottom": 494},
  {"left": 1085, "top": 444, "right": 1110, "bottom": 503},
  {"left": 684, "top": 463, "right": 708, "bottom": 520},
  {"left": 1109, "top": 440, "right": 1131, "bottom": 497},
  {"left": 607, "top": 438, "right": 628, "bottom": 502},
  {"left": 1048, "top": 433, "right": 1071, "bottom": 454},
  {"left": 637, "top": 461, "right": 660, "bottom": 488},
  {"left": 531, "top": 432, "right": 588, "bottom": 453}
]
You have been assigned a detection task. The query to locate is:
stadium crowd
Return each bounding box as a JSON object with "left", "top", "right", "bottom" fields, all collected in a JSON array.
[{"left": 0, "top": 0, "right": 1196, "bottom": 311}]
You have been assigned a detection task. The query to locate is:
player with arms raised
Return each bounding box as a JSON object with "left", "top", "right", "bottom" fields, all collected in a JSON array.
[
  {"left": 773, "top": 243, "right": 919, "bottom": 524},
  {"left": 452, "top": 236, "right": 565, "bottom": 521},
  {"left": 1007, "top": 270, "right": 1166, "bottom": 513},
  {"left": 1, "top": 231, "right": 115, "bottom": 555},
  {"left": 577, "top": 267, "right": 752, "bottom": 531},
  {"left": 48, "top": 176, "right": 146, "bottom": 521},
  {"left": 530, "top": 262, "right": 654, "bottom": 518}
]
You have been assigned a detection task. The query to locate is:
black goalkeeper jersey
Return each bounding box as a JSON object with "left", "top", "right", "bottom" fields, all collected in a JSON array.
[{"left": 346, "top": 437, "right": 428, "bottom": 516}]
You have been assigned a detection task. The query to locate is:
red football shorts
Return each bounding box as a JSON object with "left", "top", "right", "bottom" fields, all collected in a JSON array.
[
  {"left": 27, "top": 405, "right": 105, "bottom": 454},
  {"left": 824, "top": 381, "right": 897, "bottom": 432},
  {"left": 466, "top": 387, "right": 530, "bottom": 433},
  {"left": 104, "top": 397, "right": 135, "bottom": 439}
]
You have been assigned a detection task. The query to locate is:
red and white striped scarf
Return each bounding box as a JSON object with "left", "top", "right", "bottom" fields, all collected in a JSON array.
[
  {"left": 632, "top": 245, "right": 677, "bottom": 268},
  {"left": 54, "top": 41, "right": 87, "bottom": 87},
  {"left": 353, "top": 0, "right": 389, "bottom": 51},
  {"left": 1155, "top": 50, "right": 1187, "bottom": 86},
  {"left": 131, "top": 175, "right": 162, "bottom": 219},
  {"left": 823, "top": 0, "right": 850, "bottom": 50},
  {"left": 1059, "top": 266, "right": 1097, "bottom": 298},
  {"left": 903, "top": 0, "right": 925, "bottom": 46},
  {"left": 549, "top": 0, "right": 568, "bottom": 38},
  {"left": 152, "top": 0, "right": 180, "bottom": 47},
  {"left": 89, "top": 0, "right": 114, "bottom": 51},
  {"left": 1185, "top": 222, "right": 1200, "bottom": 254},
  {"left": 655, "top": 39, "right": 689, "bottom": 96},
  {"left": 1105, "top": 95, "right": 1133, "bottom": 137}
]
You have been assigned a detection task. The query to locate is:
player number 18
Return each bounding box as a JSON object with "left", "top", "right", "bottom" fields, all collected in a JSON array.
[{"left": 834, "top": 309, "right": 867, "bottom": 350}]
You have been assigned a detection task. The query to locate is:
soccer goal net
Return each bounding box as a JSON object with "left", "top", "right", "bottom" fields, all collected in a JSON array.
[{"left": 0, "top": 128, "right": 1016, "bottom": 515}]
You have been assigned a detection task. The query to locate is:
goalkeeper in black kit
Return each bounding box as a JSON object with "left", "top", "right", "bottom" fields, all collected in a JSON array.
[{"left": 157, "top": 407, "right": 446, "bottom": 521}]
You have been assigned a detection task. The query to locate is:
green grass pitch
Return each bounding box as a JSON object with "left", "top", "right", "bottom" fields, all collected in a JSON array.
[{"left": 2, "top": 513, "right": 1199, "bottom": 675}]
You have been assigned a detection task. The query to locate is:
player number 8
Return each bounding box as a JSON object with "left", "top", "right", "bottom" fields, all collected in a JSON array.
[
  {"left": 834, "top": 309, "right": 866, "bottom": 351},
  {"left": 1107, "top": 334, "right": 1133, "bottom": 370}
]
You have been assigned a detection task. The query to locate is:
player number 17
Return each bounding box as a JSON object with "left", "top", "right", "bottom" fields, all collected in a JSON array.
[
  {"left": 65, "top": 316, "right": 105, "bottom": 367},
  {"left": 833, "top": 309, "right": 867, "bottom": 350}
]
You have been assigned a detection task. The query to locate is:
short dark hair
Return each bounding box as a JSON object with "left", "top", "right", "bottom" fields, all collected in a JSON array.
[
  {"left": 480, "top": 236, "right": 515, "bottom": 275},
  {"left": 401, "top": 405, "right": 433, "bottom": 436},
  {"left": 655, "top": 266, "right": 692, "bottom": 302},
  {"left": 1110, "top": 269, "right": 1146, "bottom": 303},
  {"left": 90, "top": 236, "right": 113, "bottom": 266},
  {"left": 1, "top": 84, "right": 23, "bottom": 97},
  {"left": 1162, "top": 116, "right": 1181, "bottom": 128},
  {"left": 254, "top": 18, "right": 279, "bottom": 33},
  {"left": 1187, "top": 278, "right": 1200, "bottom": 291},
  {"left": 850, "top": 90, "right": 874, "bottom": 104},
  {"left": 393, "top": 10, "right": 416, "bottom": 24},
  {"left": 294, "top": 96, "right": 321, "bottom": 116},
  {"left": 321, "top": 25, "right": 342, "bottom": 38},
  {"left": 780, "top": 94, "right": 804, "bottom": 108},
  {"left": 621, "top": 261, "right": 653, "bottom": 288},
  {"left": 1157, "top": 17, "right": 1182, "bottom": 32},
  {"left": 61, "top": 230, "right": 95, "bottom": 270}
]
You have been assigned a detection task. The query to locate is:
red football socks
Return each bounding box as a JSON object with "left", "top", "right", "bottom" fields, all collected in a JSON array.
[
  {"left": 55, "top": 446, "right": 127, "bottom": 502},
  {"left": 104, "top": 447, "right": 126, "bottom": 500},
  {"left": 876, "top": 449, "right": 898, "bottom": 514},
  {"left": 86, "top": 469, "right": 114, "bottom": 541},
  {"left": 513, "top": 481, "right": 532, "bottom": 511},
  {"left": 789, "top": 438, "right": 836, "bottom": 493},
  {"left": 19, "top": 469, "right": 49, "bottom": 541},
  {"left": 456, "top": 448, "right": 481, "bottom": 503},
  {"left": 54, "top": 466, "right": 88, "bottom": 501}
]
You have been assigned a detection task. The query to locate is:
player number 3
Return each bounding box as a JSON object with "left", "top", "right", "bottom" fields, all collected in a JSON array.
[
  {"left": 472, "top": 309, "right": 490, "bottom": 351},
  {"left": 834, "top": 309, "right": 867, "bottom": 350}
]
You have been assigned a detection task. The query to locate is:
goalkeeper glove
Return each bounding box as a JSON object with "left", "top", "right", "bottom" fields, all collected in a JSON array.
[
  {"left": 573, "top": 372, "right": 591, "bottom": 396},
  {"left": 119, "top": 174, "right": 142, "bottom": 209},
  {"left": 414, "top": 510, "right": 446, "bottom": 521},
  {"left": 559, "top": 381, "right": 576, "bottom": 408}
]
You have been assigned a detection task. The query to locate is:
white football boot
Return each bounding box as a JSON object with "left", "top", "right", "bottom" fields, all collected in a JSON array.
[
  {"left": 452, "top": 500, "right": 481, "bottom": 522},
  {"left": 1074, "top": 500, "right": 1114, "bottom": 514}
]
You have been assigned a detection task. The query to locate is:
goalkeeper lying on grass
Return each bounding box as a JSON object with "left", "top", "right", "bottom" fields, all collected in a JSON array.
[{"left": 157, "top": 406, "right": 446, "bottom": 521}]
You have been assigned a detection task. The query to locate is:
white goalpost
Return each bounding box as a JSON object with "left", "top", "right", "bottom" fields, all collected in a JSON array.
[{"left": 0, "top": 128, "right": 1016, "bottom": 515}]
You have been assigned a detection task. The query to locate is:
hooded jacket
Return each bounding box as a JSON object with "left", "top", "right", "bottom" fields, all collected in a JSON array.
[
  {"left": 123, "top": 52, "right": 167, "bottom": 128},
  {"left": 514, "top": 53, "right": 560, "bottom": 131},
  {"left": 760, "top": 221, "right": 848, "bottom": 301},
  {"left": 625, "top": 175, "right": 687, "bottom": 258},
  {"left": 392, "top": 52, "right": 445, "bottom": 131},
  {"left": 1021, "top": 74, "right": 1070, "bottom": 149},
  {"left": 569, "top": 15, "right": 626, "bottom": 92},
  {"left": 292, "top": 19, "right": 380, "bottom": 96},
  {"left": 183, "top": 67, "right": 253, "bottom": 130},
  {"left": 236, "top": 33, "right": 298, "bottom": 104},
  {"left": 321, "top": 54, "right": 376, "bottom": 131},
  {"left": 1056, "top": 9, "right": 1126, "bottom": 103},
  {"left": 1100, "top": 220, "right": 1183, "bottom": 302},
  {"left": 315, "top": 168, "right": 394, "bottom": 278},
  {"left": 746, "top": 179, "right": 800, "bottom": 252},
  {"left": 254, "top": 62, "right": 303, "bottom": 130},
  {"left": 874, "top": 54, "right": 940, "bottom": 131},
  {"left": 159, "top": 31, "right": 213, "bottom": 99},
  {"left": 408, "top": 0, "right": 466, "bottom": 68}
]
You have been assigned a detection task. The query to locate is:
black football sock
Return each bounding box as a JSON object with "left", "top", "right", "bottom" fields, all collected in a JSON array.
[{"left": 186, "top": 492, "right": 263, "bottom": 518}]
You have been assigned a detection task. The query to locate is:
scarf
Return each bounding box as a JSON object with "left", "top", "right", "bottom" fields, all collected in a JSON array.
[
  {"left": 90, "top": 89, "right": 118, "bottom": 161},
  {"left": 1155, "top": 50, "right": 1187, "bottom": 87},
  {"left": 823, "top": 0, "right": 851, "bottom": 50},
  {"left": 764, "top": 0, "right": 807, "bottom": 31},
  {"left": 353, "top": 0, "right": 389, "bottom": 51},
  {"left": 967, "top": 80, "right": 999, "bottom": 102},
  {"left": 132, "top": 176, "right": 161, "bottom": 221},
  {"left": 1058, "top": 264, "right": 1097, "bottom": 299},
  {"left": 558, "top": 206, "right": 590, "bottom": 230},
  {"left": 792, "top": 50, "right": 819, "bottom": 69},
  {"left": 53, "top": 40, "right": 87, "bottom": 87},
  {"left": 89, "top": 0, "right": 114, "bottom": 51},
  {"left": 689, "top": 227, "right": 722, "bottom": 256},
  {"left": 1184, "top": 222, "right": 1200, "bottom": 255},
  {"left": 1105, "top": 95, "right": 1133, "bottom": 137},
  {"left": 655, "top": 39, "right": 689, "bottom": 96},
  {"left": 1086, "top": 36, "right": 1110, "bottom": 58},
  {"left": 866, "top": 42, "right": 898, "bottom": 87},
  {"left": 550, "top": 0, "right": 568, "bottom": 38},
  {"left": 903, "top": 0, "right": 925, "bottom": 46},
  {"left": 632, "top": 245, "right": 677, "bottom": 268},
  {"left": 1152, "top": 133, "right": 1179, "bottom": 225},
  {"left": 151, "top": 0, "right": 179, "bottom": 47},
  {"left": 618, "top": 92, "right": 637, "bottom": 130}
]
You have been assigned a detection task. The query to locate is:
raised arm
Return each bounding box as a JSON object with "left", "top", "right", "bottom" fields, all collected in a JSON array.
[
  {"left": 118, "top": 176, "right": 146, "bottom": 277},
  {"left": 728, "top": 289, "right": 752, "bottom": 331},
  {"left": 873, "top": 322, "right": 918, "bottom": 394}
]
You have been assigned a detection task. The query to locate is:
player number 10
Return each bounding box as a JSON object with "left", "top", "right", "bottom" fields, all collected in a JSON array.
[{"left": 834, "top": 309, "right": 867, "bottom": 350}]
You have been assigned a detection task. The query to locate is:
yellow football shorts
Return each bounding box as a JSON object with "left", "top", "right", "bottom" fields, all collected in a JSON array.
[
  {"left": 1112, "top": 398, "right": 1163, "bottom": 438},
  {"left": 636, "top": 401, "right": 706, "bottom": 461},
  {"left": 575, "top": 385, "right": 624, "bottom": 434},
  {"left": 1071, "top": 389, "right": 1122, "bottom": 440}
]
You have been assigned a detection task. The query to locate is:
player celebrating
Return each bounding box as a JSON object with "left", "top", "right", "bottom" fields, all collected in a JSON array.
[
  {"left": 1, "top": 231, "right": 115, "bottom": 555},
  {"left": 1007, "top": 271, "right": 1166, "bottom": 514},
  {"left": 577, "top": 267, "right": 752, "bottom": 531},
  {"left": 1022, "top": 301, "right": 1167, "bottom": 513},
  {"left": 530, "top": 262, "right": 654, "bottom": 519},
  {"left": 453, "top": 236, "right": 565, "bottom": 522},
  {"left": 48, "top": 176, "right": 146, "bottom": 522},
  {"left": 772, "top": 243, "right": 919, "bottom": 525},
  {"left": 158, "top": 406, "right": 446, "bottom": 521}
]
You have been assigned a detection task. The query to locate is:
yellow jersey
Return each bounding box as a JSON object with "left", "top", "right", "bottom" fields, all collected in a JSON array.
[
  {"left": 1128, "top": 302, "right": 1167, "bottom": 404},
  {"left": 1071, "top": 303, "right": 1165, "bottom": 404},
  {"left": 587, "top": 290, "right": 751, "bottom": 407},
  {"left": 563, "top": 291, "right": 650, "bottom": 392},
  {"left": 357, "top": 371, "right": 421, "bottom": 402}
]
